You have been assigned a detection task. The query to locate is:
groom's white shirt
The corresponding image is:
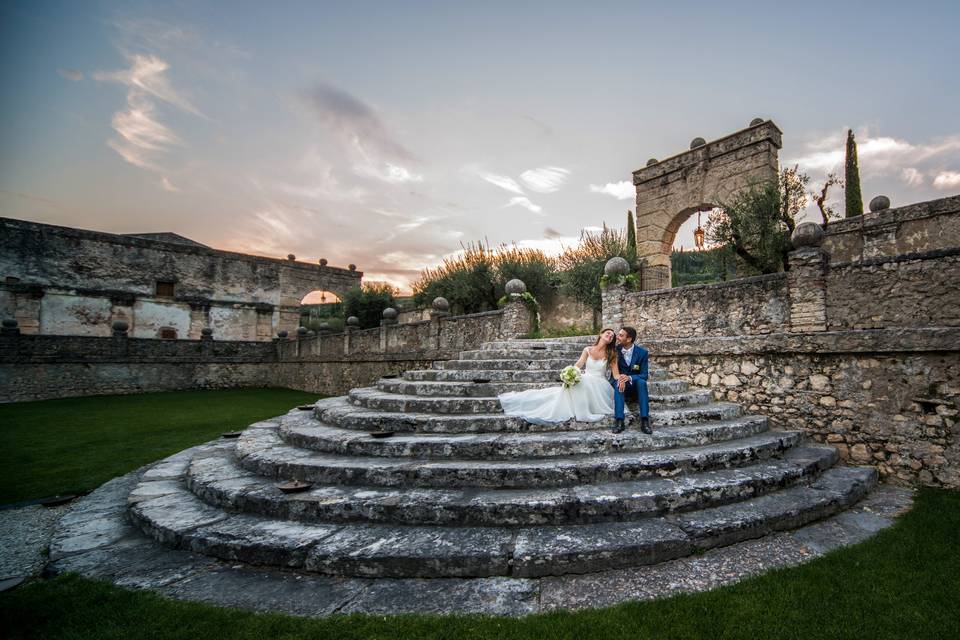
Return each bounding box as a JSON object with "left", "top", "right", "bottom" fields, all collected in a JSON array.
[{"left": 621, "top": 344, "right": 634, "bottom": 366}]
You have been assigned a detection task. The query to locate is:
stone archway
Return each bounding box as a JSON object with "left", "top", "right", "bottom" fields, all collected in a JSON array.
[{"left": 632, "top": 119, "right": 782, "bottom": 290}]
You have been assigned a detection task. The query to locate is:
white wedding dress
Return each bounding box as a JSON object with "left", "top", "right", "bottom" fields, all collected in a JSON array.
[{"left": 498, "top": 355, "right": 615, "bottom": 425}]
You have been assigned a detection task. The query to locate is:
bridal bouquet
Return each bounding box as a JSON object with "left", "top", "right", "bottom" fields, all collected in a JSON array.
[{"left": 560, "top": 365, "right": 582, "bottom": 388}]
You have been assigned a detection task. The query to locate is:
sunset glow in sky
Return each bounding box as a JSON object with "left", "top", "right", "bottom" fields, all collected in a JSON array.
[{"left": 2, "top": 1, "right": 959, "bottom": 292}]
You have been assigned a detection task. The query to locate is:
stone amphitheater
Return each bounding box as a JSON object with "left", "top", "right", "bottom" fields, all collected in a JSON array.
[{"left": 47, "top": 336, "right": 911, "bottom": 615}]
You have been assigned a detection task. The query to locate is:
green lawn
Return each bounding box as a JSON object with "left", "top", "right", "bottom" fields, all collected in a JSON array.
[
  {"left": 0, "top": 388, "right": 322, "bottom": 504},
  {"left": 0, "top": 488, "right": 957, "bottom": 639}
]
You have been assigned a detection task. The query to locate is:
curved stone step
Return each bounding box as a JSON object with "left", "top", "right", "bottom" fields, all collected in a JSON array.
[
  {"left": 378, "top": 378, "right": 694, "bottom": 399},
  {"left": 318, "top": 396, "right": 743, "bottom": 433},
  {"left": 184, "top": 444, "right": 839, "bottom": 526},
  {"left": 439, "top": 359, "right": 670, "bottom": 377},
  {"left": 480, "top": 339, "right": 594, "bottom": 350},
  {"left": 459, "top": 349, "right": 589, "bottom": 360},
  {"left": 279, "top": 414, "right": 771, "bottom": 460},
  {"left": 130, "top": 462, "right": 873, "bottom": 578},
  {"left": 236, "top": 425, "right": 802, "bottom": 489},
  {"left": 402, "top": 369, "right": 690, "bottom": 393},
  {"left": 348, "top": 387, "right": 713, "bottom": 415}
]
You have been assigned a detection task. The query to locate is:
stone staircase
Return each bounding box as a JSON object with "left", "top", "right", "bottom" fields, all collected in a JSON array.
[{"left": 127, "top": 337, "right": 877, "bottom": 580}]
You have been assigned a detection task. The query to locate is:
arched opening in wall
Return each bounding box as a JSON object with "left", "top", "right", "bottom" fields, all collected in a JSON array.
[
  {"left": 666, "top": 205, "right": 735, "bottom": 287},
  {"left": 158, "top": 327, "right": 178, "bottom": 340},
  {"left": 299, "top": 290, "right": 343, "bottom": 332}
]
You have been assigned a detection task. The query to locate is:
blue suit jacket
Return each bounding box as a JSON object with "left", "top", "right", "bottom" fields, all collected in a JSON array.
[{"left": 616, "top": 344, "right": 649, "bottom": 381}]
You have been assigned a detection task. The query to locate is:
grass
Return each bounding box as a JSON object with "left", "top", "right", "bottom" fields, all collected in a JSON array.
[
  {"left": 0, "top": 388, "right": 322, "bottom": 504},
  {"left": 0, "top": 489, "right": 957, "bottom": 639}
]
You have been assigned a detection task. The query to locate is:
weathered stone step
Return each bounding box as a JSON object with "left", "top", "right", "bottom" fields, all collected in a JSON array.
[
  {"left": 439, "top": 359, "right": 670, "bottom": 377},
  {"left": 130, "top": 463, "right": 873, "bottom": 578},
  {"left": 319, "top": 396, "right": 743, "bottom": 433},
  {"left": 236, "top": 426, "right": 802, "bottom": 489},
  {"left": 279, "top": 414, "right": 771, "bottom": 460},
  {"left": 184, "top": 444, "right": 839, "bottom": 526},
  {"left": 459, "top": 349, "right": 588, "bottom": 360},
  {"left": 402, "top": 369, "right": 689, "bottom": 394},
  {"left": 348, "top": 387, "right": 713, "bottom": 415},
  {"left": 481, "top": 338, "right": 594, "bottom": 350},
  {"left": 378, "top": 378, "right": 693, "bottom": 399}
]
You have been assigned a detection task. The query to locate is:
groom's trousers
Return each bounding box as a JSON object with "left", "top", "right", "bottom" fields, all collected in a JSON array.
[{"left": 611, "top": 375, "right": 650, "bottom": 419}]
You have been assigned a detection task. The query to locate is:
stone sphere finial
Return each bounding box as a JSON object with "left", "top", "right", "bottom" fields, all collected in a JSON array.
[
  {"left": 382, "top": 307, "right": 398, "bottom": 320},
  {"left": 111, "top": 320, "right": 129, "bottom": 332},
  {"left": 869, "top": 195, "right": 891, "bottom": 212},
  {"left": 791, "top": 222, "right": 824, "bottom": 249},
  {"left": 505, "top": 279, "right": 527, "bottom": 296},
  {"left": 690, "top": 137, "right": 706, "bottom": 149},
  {"left": 346, "top": 316, "right": 359, "bottom": 327},
  {"left": 646, "top": 158, "right": 658, "bottom": 166},
  {"left": 276, "top": 330, "right": 288, "bottom": 339},
  {"left": 200, "top": 327, "right": 213, "bottom": 337},
  {"left": 604, "top": 256, "right": 631, "bottom": 277},
  {"left": 319, "top": 258, "right": 328, "bottom": 266},
  {"left": 296, "top": 326, "right": 308, "bottom": 336},
  {"left": 3, "top": 318, "right": 19, "bottom": 329},
  {"left": 432, "top": 297, "right": 450, "bottom": 312},
  {"left": 287, "top": 254, "right": 296, "bottom": 261},
  {"left": 348, "top": 264, "right": 357, "bottom": 272},
  {"left": 750, "top": 117, "right": 765, "bottom": 127},
  {"left": 318, "top": 322, "right": 330, "bottom": 331}
]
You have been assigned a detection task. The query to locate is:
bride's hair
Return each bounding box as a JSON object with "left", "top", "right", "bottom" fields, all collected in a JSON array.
[{"left": 594, "top": 328, "right": 617, "bottom": 365}]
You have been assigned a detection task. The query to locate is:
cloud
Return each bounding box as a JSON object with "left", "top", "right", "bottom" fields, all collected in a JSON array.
[
  {"left": 95, "top": 54, "right": 203, "bottom": 116},
  {"left": 790, "top": 129, "right": 960, "bottom": 175},
  {"left": 520, "top": 166, "right": 570, "bottom": 193},
  {"left": 95, "top": 54, "right": 201, "bottom": 171},
  {"left": 589, "top": 180, "right": 634, "bottom": 200},
  {"left": 302, "top": 81, "right": 419, "bottom": 183},
  {"left": 57, "top": 68, "right": 83, "bottom": 82},
  {"left": 543, "top": 227, "right": 563, "bottom": 239},
  {"left": 481, "top": 172, "right": 525, "bottom": 195},
  {"left": 507, "top": 196, "right": 543, "bottom": 214},
  {"left": 901, "top": 168, "right": 924, "bottom": 187},
  {"left": 933, "top": 171, "right": 960, "bottom": 189},
  {"left": 161, "top": 176, "right": 181, "bottom": 192}
]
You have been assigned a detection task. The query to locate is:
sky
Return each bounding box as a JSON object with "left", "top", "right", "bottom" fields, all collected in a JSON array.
[{"left": 2, "top": 1, "right": 959, "bottom": 295}]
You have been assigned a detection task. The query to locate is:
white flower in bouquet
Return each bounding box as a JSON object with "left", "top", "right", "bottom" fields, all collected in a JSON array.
[{"left": 560, "top": 365, "right": 582, "bottom": 388}]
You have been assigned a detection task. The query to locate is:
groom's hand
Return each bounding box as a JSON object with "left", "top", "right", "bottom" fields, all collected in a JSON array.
[
  {"left": 617, "top": 374, "right": 629, "bottom": 383},
  {"left": 617, "top": 379, "right": 626, "bottom": 392}
]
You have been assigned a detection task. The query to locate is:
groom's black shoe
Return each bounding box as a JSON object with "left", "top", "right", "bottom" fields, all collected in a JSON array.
[
  {"left": 639, "top": 416, "right": 653, "bottom": 434},
  {"left": 612, "top": 418, "right": 625, "bottom": 433}
]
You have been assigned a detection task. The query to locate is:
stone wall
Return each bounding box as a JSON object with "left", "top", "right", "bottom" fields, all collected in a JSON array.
[
  {"left": 822, "top": 195, "right": 960, "bottom": 263},
  {"left": 0, "top": 217, "right": 361, "bottom": 340},
  {"left": 0, "top": 300, "right": 533, "bottom": 402},
  {"left": 825, "top": 250, "right": 960, "bottom": 330},
  {"left": 0, "top": 334, "right": 276, "bottom": 402},
  {"left": 646, "top": 329, "right": 959, "bottom": 489},
  {"left": 613, "top": 274, "right": 789, "bottom": 339}
]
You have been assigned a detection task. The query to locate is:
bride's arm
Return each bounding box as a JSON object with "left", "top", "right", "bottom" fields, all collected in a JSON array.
[
  {"left": 610, "top": 359, "right": 621, "bottom": 379},
  {"left": 574, "top": 348, "right": 588, "bottom": 370}
]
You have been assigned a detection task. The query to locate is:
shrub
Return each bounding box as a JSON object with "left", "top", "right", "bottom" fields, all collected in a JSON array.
[
  {"left": 341, "top": 283, "right": 397, "bottom": 329},
  {"left": 557, "top": 226, "right": 629, "bottom": 312}
]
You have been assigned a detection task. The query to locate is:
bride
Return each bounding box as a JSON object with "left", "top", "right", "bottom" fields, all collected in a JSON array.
[{"left": 498, "top": 328, "right": 619, "bottom": 425}]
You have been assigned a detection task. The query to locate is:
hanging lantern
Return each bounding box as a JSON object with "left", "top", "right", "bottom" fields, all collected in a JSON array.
[{"left": 694, "top": 210, "right": 706, "bottom": 251}]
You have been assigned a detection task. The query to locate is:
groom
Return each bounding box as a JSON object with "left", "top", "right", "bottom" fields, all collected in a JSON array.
[{"left": 610, "top": 326, "right": 652, "bottom": 434}]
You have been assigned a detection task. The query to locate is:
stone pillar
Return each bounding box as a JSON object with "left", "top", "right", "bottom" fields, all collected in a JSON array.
[
  {"left": 430, "top": 297, "right": 450, "bottom": 351},
  {"left": 111, "top": 320, "right": 129, "bottom": 357},
  {"left": 788, "top": 222, "right": 830, "bottom": 332},
  {"left": 380, "top": 308, "right": 398, "bottom": 352},
  {"left": 601, "top": 283, "right": 627, "bottom": 329},
  {"left": 600, "top": 257, "right": 631, "bottom": 328},
  {"left": 12, "top": 287, "right": 42, "bottom": 335},
  {"left": 344, "top": 316, "right": 359, "bottom": 356},
  {"left": 501, "top": 280, "right": 533, "bottom": 339}
]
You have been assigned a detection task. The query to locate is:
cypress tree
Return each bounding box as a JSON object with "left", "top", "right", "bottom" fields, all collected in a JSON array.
[
  {"left": 844, "top": 129, "right": 864, "bottom": 218},
  {"left": 626, "top": 209, "right": 637, "bottom": 260}
]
